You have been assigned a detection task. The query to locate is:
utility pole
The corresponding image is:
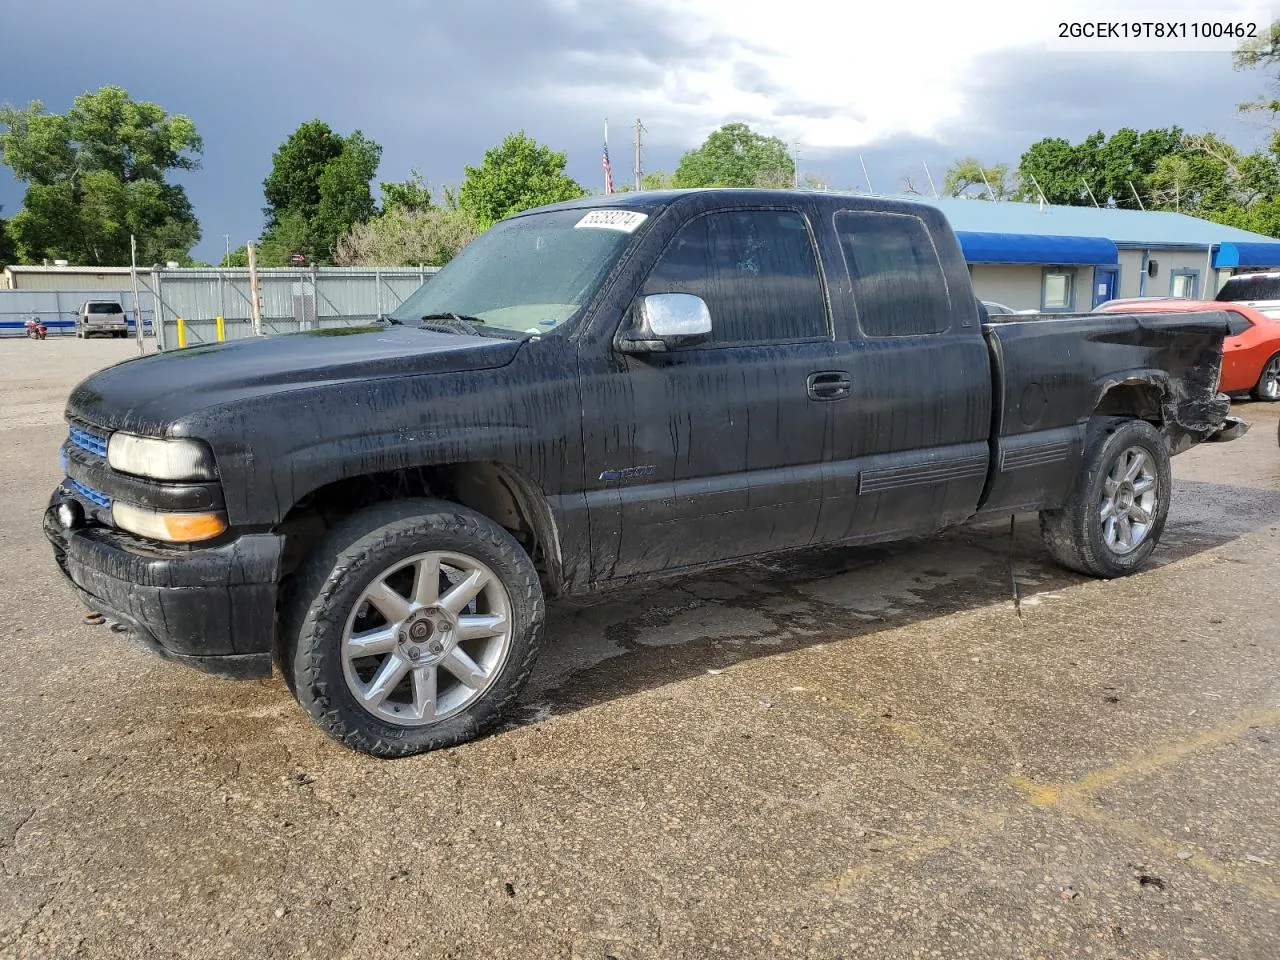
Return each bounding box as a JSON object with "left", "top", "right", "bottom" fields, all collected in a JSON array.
[
  {"left": 923, "top": 161, "right": 939, "bottom": 198},
  {"left": 247, "top": 241, "right": 263, "bottom": 337},
  {"left": 130, "top": 234, "right": 144, "bottom": 356},
  {"left": 223, "top": 234, "right": 231, "bottom": 263},
  {"left": 1127, "top": 180, "right": 1145, "bottom": 211},
  {"left": 793, "top": 142, "right": 800, "bottom": 189},
  {"left": 634, "top": 119, "right": 645, "bottom": 191},
  {"left": 1082, "top": 177, "right": 1100, "bottom": 208}
]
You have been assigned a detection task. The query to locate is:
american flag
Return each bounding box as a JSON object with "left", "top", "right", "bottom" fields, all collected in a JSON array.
[{"left": 603, "top": 139, "right": 615, "bottom": 194}]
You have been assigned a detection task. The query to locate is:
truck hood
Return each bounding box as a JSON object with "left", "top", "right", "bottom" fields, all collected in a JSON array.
[{"left": 66, "top": 325, "right": 525, "bottom": 435}]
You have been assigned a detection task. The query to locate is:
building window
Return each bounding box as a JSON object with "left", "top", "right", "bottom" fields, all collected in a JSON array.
[
  {"left": 1041, "top": 267, "right": 1075, "bottom": 312},
  {"left": 1170, "top": 269, "right": 1199, "bottom": 299}
]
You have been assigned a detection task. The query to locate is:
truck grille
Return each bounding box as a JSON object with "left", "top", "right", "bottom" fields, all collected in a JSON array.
[
  {"left": 68, "top": 477, "right": 112, "bottom": 509},
  {"left": 69, "top": 424, "right": 109, "bottom": 458}
]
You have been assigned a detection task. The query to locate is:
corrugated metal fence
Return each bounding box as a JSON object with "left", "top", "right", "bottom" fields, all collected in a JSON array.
[
  {"left": 151, "top": 266, "right": 439, "bottom": 350},
  {"left": 0, "top": 287, "right": 156, "bottom": 337}
]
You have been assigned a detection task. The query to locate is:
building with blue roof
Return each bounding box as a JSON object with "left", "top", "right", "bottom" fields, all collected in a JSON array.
[{"left": 885, "top": 195, "right": 1280, "bottom": 312}]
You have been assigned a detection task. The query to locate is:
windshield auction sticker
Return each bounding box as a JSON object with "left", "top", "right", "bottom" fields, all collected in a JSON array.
[{"left": 575, "top": 210, "right": 649, "bottom": 232}]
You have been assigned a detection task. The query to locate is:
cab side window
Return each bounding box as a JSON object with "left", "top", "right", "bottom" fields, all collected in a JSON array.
[
  {"left": 835, "top": 210, "right": 952, "bottom": 337},
  {"left": 641, "top": 210, "right": 829, "bottom": 345}
]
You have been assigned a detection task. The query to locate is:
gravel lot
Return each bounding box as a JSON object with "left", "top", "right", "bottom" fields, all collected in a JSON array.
[{"left": 2, "top": 338, "right": 1279, "bottom": 960}]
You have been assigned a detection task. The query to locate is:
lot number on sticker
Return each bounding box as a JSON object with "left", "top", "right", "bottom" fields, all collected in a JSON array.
[{"left": 575, "top": 210, "right": 648, "bottom": 232}]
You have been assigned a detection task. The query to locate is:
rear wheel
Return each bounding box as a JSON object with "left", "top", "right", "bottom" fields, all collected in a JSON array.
[
  {"left": 282, "top": 499, "right": 544, "bottom": 758},
  {"left": 1040, "top": 418, "right": 1171, "bottom": 578},
  {"left": 1252, "top": 352, "right": 1280, "bottom": 401}
]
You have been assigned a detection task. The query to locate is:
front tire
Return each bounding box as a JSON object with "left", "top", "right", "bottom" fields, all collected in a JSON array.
[
  {"left": 282, "top": 499, "right": 544, "bottom": 758},
  {"left": 1040, "top": 418, "right": 1171, "bottom": 578},
  {"left": 1252, "top": 352, "right": 1280, "bottom": 401}
]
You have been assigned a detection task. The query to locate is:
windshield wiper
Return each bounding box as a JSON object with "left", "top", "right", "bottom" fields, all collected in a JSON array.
[{"left": 419, "top": 312, "right": 487, "bottom": 336}]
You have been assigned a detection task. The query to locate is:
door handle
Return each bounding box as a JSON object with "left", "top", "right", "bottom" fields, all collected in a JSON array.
[{"left": 807, "top": 370, "right": 852, "bottom": 401}]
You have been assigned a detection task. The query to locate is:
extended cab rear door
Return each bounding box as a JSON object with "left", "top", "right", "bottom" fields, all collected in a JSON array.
[{"left": 812, "top": 207, "right": 993, "bottom": 543}]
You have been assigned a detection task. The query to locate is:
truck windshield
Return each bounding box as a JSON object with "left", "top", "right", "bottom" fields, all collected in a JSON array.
[
  {"left": 1216, "top": 276, "right": 1280, "bottom": 302},
  {"left": 390, "top": 208, "right": 645, "bottom": 334}
]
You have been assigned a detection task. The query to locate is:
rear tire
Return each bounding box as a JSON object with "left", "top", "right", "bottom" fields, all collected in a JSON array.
[
  {"left": 1251, "top": 352, "right": 1280, "bottom": 401},
  {"left": 282, "top": 498, "right": 544, "bottom": 758},
  {"left": 1040, "top": 418, "right": 1171, "bottom": 578}
]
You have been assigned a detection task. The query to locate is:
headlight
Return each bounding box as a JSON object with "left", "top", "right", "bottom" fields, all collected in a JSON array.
[
  {"left": 107, "top": 432, "right": 217, "bottom": 481},
  {"left": 112, "top": 502, "right": 227, "bottom": 543}
]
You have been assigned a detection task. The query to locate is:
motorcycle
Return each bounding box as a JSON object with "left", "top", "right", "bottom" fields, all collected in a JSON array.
[{"left": 24, "top": 318, "right": 48, "bottom": 341}]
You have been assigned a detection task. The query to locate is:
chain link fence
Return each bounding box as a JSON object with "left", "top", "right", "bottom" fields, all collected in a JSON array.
[
  {"left": 151, "top": 266, "right": 440, "bottom": 350},
  {"left": 0, "top": 288, "right": 155, "bottom": 337}
]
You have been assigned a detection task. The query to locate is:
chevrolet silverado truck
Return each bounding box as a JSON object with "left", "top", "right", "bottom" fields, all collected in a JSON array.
[{"left": 45, "top": 189, "right": 1245, "bottom": 758}]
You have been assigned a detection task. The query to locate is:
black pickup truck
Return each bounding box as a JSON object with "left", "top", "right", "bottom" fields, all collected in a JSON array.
[{"left": 46, "top": 189, "right": 1245, "bottom": 757}]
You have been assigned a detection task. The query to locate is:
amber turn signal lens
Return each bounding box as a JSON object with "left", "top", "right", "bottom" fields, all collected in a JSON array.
[{"left": 112, "top": 502, "right": 227, "bottom": 543}]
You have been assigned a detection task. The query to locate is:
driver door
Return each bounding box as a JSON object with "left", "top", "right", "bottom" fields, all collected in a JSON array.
[{"left": 578, "top": 205, "right": 840, "bottom": 583}]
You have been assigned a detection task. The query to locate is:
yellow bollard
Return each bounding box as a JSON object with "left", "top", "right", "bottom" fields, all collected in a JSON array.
[
  {"left": 176, "top": 316, "right": 186, "bottom": 348},
  {"left": 216, "top": 316, "right": 225, "bottom": 342}
]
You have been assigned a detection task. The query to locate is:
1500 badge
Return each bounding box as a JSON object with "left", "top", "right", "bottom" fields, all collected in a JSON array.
[{"left": 599, "top": 465, "right": 657, "bottom": 483}]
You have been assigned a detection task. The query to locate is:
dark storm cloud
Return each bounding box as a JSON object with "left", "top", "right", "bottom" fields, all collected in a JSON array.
[
  {"left": 0, "top": 5, "right": 1270, "bottom": 263},
  {"left": 940, "top": 45, "right": 1267, "bottom": 161}
]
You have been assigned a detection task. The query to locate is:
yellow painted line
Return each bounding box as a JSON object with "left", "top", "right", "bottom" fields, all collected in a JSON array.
[
  {"left": 1074, "top": 707, "right": 1280, "bottom": 796},
  {"left": 822, "top": 810, "right": 1009, "bottom": 893},
  {"left": 816, "top": 706, "right": 1280, "bottom": 901}
]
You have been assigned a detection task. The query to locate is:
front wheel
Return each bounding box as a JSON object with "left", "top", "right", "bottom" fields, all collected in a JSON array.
[
  {"left": 1252, "top": 352, "right": 1280, "bottom": 401},
  {"left": 1040, "top": 418, "right": 1171, "bottom": 578},
  {"left": 282, "top": 499, "right": 544, "bottom": 758}
]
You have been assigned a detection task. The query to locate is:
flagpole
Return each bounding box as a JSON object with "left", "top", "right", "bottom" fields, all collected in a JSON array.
[{"left": 604, "top": 118, "right": 609, "bottom": 193}]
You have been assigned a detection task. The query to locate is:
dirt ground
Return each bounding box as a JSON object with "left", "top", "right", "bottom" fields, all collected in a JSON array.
[{"left": 1, "top": 338, "right": 1278, "bottom": 960}]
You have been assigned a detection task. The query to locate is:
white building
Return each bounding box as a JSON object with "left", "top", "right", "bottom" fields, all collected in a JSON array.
[{"left": 894, "top": 196, "right": 1280, "bottom": 312}]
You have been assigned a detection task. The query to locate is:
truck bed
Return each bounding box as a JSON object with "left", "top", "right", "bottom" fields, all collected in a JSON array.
[{"left": 977, "top": 309, "right": 1235, "bottom": 515}]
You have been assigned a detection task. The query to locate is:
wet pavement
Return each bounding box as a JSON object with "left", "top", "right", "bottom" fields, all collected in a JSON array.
[{"left": 1, "top": 339, "right": 1278, "bottom": 959}]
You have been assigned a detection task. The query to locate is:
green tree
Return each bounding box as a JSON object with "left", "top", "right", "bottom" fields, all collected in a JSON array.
[
  {"left": 380, "top": 168, "right": 433, "bottom": 213},
  {"left": 641, "top": 170, "right": 676, "bottom": 190},
  {"left": 257, "top": 209, "right": 312, "bottom": 267},
  {"left": 1234, "top": 20, "right": 1280, "bottom": 121},
  {"left": 262, "top": 120, "right": 344, "bottom": 228},
  {"left": 1015, "top": 128, "right": 1183, "bottom": 206},
  {"left": 334, "top": 206, "right": 479, "bottom": 267},
  {"left": 458, "top": 132, "right": 585, "bottom": 229},
  {"left": 0, "top": 206, "right": 15, "bottom": 265},
  {"left": 0, "top": 85, "right": 202, "bottom": 264},
  {"left": 942, "top": 157, "right": 1015, "bottom": 199},
  {"left": 312, "top": 131, "right": 381, "bottom": 255},
  {"left": 260, "top": 121, "right": 383, "bottom": 263},
  {"left": 672, "top": 123, "right": 794, "bottom": 188},
  {"left": 221, "top": 243, "right": 249, "bottom": 268}
]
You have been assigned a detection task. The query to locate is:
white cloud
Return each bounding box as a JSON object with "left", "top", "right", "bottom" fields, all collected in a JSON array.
[{"left": 570, "top": 0, "right": 1251, "bottom": 152}]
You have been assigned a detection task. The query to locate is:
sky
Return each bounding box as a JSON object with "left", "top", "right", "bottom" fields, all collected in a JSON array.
[{"left": 0, "top": 0, "right": 1269, "bottom": 263}]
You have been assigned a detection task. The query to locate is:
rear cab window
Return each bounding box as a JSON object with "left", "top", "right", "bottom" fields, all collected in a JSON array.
[
  {"left": 87, "top": 302, "right": 124, "bottom": 314},
  {"left": 640, "top": 209, "right": 830, "bottom": 345},
  {"left": 834, "top": 210, "right": 952, "bottom": 337}
]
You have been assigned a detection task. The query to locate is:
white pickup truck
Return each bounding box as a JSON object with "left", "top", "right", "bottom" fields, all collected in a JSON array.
[{"left": 1215, "top": 272, "right": 1280, "bottom": 319}]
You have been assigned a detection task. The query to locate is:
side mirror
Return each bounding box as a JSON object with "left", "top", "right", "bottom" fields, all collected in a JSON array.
[{"left": 616, "top": 293, "right": 712, "bottom": 354}]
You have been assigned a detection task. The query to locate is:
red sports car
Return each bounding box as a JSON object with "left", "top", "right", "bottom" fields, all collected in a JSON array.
[{"left": 1095, "top": 298, "right": 1280, "bottom": 401}]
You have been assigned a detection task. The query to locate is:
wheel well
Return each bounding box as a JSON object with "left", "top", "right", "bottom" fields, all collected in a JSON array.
[
  {"left": 275, "top": 463, "right": 562, "bottom": 595},
  {"left": 1093, "top": 381, "right": 1165, "bottom": 424}
]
